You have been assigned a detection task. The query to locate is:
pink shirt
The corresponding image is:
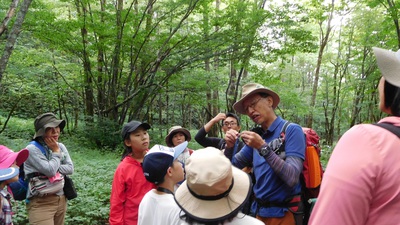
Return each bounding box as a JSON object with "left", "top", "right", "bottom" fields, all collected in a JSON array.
[{"left": 309, "top": 117, "right": 400, "bottom": 225}]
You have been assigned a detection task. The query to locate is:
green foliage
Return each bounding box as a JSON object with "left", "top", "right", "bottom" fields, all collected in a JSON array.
[
  {"left": 64, "top": 147, "right": 118, "bottom": 225},
  {"left": 0, "top": 114, "right": 34, "bottom": 140},
  {"left": 320, "top": 144, "right": 333, "bottom": 169},
  {"left": 75, "top": 118, "right": 121, "bottom": 150}
]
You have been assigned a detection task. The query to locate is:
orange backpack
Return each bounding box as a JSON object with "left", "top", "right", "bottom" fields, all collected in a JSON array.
[
  {"left": 280, "top": 122, "right": 324, "bottom": 199},
  {"left": 279, "top": 122, "right": 324, "bottom": 224}
]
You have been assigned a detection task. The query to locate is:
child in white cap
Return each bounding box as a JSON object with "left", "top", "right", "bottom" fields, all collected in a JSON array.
[{"left": 138, "top": 141, "right": 188, "bottom": 225}]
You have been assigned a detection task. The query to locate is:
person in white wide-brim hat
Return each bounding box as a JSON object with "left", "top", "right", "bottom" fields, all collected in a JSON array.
[
  {"left": 174, "top": 147, "right": 263, "bottom": 225},
  {"left": 310, "top": 48, "right": 400, "bottom": 225}
]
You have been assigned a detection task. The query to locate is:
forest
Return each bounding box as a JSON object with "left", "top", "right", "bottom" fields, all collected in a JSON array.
[{"left": 1, "top": 0, "right": 399, "bottom": 153}]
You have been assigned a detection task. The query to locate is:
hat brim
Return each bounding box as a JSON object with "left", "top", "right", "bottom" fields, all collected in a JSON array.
[
  {"left": 373, "top": 47, "right": 400, "bottom": 87},
  {"left": 233, "top": 88, "right": 280, "bottom": 114},
  {"left": 33, "top": 119, "right": 66, "bottom": 139},
  {"left": 174, "top": 166, "right": 251, "bottom": 222},
  {"left": 165, "top": 128, "right": 192, "bottom": 147},
  {"left": 122, "top": 121, "right": 151, "bottom": 140},
  {"left": 0, "top": 148, "right": 29, "bottom": 169},
  {"left": 15, "top": 149, "right": 29, "bottom": 167},
  {"left": 0, "top": 167, "right": 19, "bottom": 182},
  {"left": 172, "top": 141, "right": 188, "bottom": 159}
]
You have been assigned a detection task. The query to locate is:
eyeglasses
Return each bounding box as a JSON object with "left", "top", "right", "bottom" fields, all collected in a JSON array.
[
  {"left": 244, "top": 97, "right": 263, "bottom": 113},
  {"left": 223, "top": 122, "right": 237, "bottom": 127}
]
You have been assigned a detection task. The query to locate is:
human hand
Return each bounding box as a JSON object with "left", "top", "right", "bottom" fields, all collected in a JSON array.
[
  {"left": 224, "top": 129, "right": 240, "bottom": 148},
  {"left": 212, "top": 113, "right": 227, "bottom": 123},
  {"left": 239, "top": 131, "right": 265, "bottom": 149},
  {"left": 44, "top": 137, "right": 60, "bottom": 153}
]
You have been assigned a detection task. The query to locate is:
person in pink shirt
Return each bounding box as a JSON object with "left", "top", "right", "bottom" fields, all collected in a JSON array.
[
  {"left": 309, "top": 47, "right": 400, "bottom": 225},
  {"left": 109, "top": 121, "right": 156, "bottom": 225}
]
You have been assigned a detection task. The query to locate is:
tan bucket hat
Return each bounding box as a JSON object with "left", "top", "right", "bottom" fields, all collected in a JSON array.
[
  {"left": 373, "top": 47, "right": 400, "bottom": 87},
  {"left": 174, "top": 147, "right": 251, "bottom": 222},
  {"left": 233, "top": 83, "right": 280, "bottom": 114},
  {"left": 165, "top": 126, "right": 191, "bottom": 147}
]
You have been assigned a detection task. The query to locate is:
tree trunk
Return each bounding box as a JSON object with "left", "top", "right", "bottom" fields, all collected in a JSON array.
[
  {"left": 386, "top": 0, "right": 400, "bottom": 48},
  {"left": 0, "top": 0, "right": 19, "bottom": 36},
  {"left": 0, "top": 0, "right": 32, "bottom": 83},
  {"left": 306, "top": 0, "right": 335, "bottom": 128},
  {"left": 75, "top": 1, "right": 94, "bottom": 121}
]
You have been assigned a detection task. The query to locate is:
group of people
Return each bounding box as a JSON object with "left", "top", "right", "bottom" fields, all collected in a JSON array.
[
  {"left": 109, "top": 117, "right": 261, "bottom": 225},
  {"left": 109, "top": 46, "right": 400, "bottom": 225},
  {"left": 1, "top": 46, "right": 400, "bottom": 225}
]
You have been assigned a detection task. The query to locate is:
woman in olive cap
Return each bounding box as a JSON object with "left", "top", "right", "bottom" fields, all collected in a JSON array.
[{"left": 24, "top": 112, "right": 74, "bottom": 225}]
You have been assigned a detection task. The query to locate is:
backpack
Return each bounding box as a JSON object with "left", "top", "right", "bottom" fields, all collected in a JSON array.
[
  {"left": 279, "top": 122, "right": 324, "bottom": 225},
  {"left": 8, "top": 141, "right": 47, "bottom": 201},
  {"left": 8, "top": 163, "right": 28, "bottom": 201}
]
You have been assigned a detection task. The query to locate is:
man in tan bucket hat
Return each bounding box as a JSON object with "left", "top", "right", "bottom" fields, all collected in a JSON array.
[{"left": 225, "top": 83, "right": 306, "bottom": 225}]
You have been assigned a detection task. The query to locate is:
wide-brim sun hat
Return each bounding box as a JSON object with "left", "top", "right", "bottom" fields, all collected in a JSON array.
[
  {"left": 233, "top": 83, "right": 280, "bottom": 114},
  {"left": 165, "top": 126, "right": 191, "bottom": 147},
  {"left": 0, "top": 145, "right": 29, "bottom": 169},
  {"left": 121, "top": 120, "right": 151, "bottom": 140},
  {"left": 33, "top": 113, "right": 66, "bottom": 139},
  {"left": 174, "top": 147, "right": 252, "bottom": 222},
  {"left": 0, "top": 167, "right": 19, "bottom": 182},
  {"left": 373, "top": 47, "right": 400, "bottom": 87},
  {"left": 143, "top": 141, "right": 188, "bottom": 184}
]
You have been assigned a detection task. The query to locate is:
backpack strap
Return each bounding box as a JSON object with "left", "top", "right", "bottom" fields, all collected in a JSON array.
[
  {"left": 26, "top": 141, "right": 47, "bottom": 179},
  {"left": 29, "top": 141, "right": 47, "bottom": 156},
  {"left": 277, "top": 121, "right": 292, "bottom": 154},
  {"left": 374, "top": 123, "right": 400, "bottom": 138},
  {"left": 280, "top": 121, "right": 292, "bottom": 139}
]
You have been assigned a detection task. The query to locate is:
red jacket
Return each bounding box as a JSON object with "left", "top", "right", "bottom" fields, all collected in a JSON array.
[{"left": 109, "top": 156, "right": 156, "bottom": 225}]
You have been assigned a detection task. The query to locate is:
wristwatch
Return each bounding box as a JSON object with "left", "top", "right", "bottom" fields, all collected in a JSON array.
[{"left": 259, "top": 145, "right": 270, "bottom": 157}]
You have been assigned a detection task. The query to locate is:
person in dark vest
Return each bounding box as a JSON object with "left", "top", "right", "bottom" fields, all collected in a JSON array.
[{"left": 195, "top": 112, "right": 243, "bottom": 159}]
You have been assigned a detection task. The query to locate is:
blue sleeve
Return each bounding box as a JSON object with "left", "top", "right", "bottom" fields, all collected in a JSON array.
[{"left": 232, "top": 145, "right": 253, "bottom": 169}]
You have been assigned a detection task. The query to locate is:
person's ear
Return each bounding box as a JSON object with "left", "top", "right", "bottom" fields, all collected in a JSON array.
[
  {"left": 166, "top": 166, "right": 173, "bottom": 177},
  {"left": 266, "top": 96, "right": 274, "bottom": 108},
  {"left": 124, "top": 139, "right": 132, "bottom": 147}
]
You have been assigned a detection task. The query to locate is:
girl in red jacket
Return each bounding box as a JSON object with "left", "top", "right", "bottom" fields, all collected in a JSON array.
[{"left": 109, "top": 121, "right": 156, "bottom": 225}]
